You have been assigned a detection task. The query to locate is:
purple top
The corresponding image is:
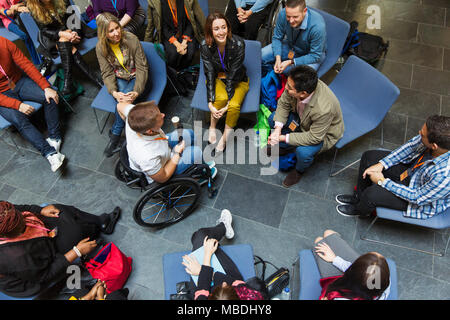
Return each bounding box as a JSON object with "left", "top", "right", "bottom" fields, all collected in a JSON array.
[{"left": 91, "top": 0, "right": 139, "bottom": 20}]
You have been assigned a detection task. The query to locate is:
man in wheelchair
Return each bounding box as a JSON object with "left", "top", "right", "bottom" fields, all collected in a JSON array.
[{"left": 116, "top": 100, "right": 217, "bottom": 185}]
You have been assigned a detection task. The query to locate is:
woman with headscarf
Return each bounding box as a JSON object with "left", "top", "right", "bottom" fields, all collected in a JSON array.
[{"left": 0, "top": 201, "right": 120, "bottom": 298}]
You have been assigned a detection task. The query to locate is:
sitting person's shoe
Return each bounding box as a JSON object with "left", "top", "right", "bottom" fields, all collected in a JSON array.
[
  {"left": 47, "top": 152, "right": 65, "bottom": 172},
  {"left": 282, "top": 169, "right": 302, "bottom": 187},
  {"left": 335, "top": 194, "right": 359, "bottom": 205},
  {"left": 46, "top": 137, "right": 62, "bottom": 153},
  {"left": 205, "top": 160, "right": 216, "bottom": 169},
  {"left": 216, "top": 209, "right": 234, "bottom": 239},
  {"left": 198, "top": 167, "right": 218, "bottom": 186},
  {"left": 336, "top": 204, "right": 361, "bottom": 217},
  {"left": 100, "top": 207, "right": 121, "bottom": 235},
  {"left": 104, "top": 134, "right": 121, "bottom": 158}
]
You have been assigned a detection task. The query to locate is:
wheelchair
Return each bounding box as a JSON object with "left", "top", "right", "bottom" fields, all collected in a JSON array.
[
  {"left": 114, "top": 142, "right": 217, "bottom": 228},
  {"left": 223, "top": 0, "right": 284, "bottom": 47}
]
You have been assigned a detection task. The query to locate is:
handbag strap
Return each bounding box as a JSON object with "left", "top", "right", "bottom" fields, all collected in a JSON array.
[{"left": 254, "top": 255, "right": 280, "bottom": 281}]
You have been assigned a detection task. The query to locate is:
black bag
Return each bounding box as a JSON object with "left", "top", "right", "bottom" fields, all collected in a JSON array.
[
  {"left": 342, "top": 21, "right": 389, "bottom": 65},
  {"left": 254, "top": 255, "right": 290, "bottom": 299},
  {"left": 170, "top": 281, "right": 194, "bottom": 300}
]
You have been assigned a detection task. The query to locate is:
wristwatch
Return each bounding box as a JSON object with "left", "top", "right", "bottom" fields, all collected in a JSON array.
[{"left": 377, "top": 178, "right": 385, "bottom": 186}]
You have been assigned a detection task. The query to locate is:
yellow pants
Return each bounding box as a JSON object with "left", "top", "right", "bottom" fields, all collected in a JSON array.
[{"left": 212, "top": 78, "right": 249, "bottom": 128}]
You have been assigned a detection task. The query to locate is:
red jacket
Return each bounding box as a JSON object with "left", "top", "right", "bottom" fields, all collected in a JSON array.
[{"left": 0, "top": 36, "right": 50, "bottom": 109}]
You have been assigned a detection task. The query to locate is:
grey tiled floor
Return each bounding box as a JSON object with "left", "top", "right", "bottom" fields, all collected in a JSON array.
[{"left": 2, "top": 0, "right": 450, "bottom": 299}]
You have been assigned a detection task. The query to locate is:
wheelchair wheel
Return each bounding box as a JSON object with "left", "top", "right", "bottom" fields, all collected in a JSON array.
[
  {"left": 114, "top": 159, "right": 143, "bottom": 190},
  {"left": 133, "top": 177, "right": 201, "bottom": 228}
]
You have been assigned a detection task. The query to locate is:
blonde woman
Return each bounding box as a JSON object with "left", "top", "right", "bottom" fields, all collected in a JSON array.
[
  {"left": 95, "top": 12, "right": 149, "bottom": 157},
  {"left": 27, "top": 0, "right": 102, "bottom": 94}
]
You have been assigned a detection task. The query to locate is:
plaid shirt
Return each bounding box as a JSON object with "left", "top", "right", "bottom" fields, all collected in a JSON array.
[{"left": 379, "top": 134, "right": 450, "bottom": 219}]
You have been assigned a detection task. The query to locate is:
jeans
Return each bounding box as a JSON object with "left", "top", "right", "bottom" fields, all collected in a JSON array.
[
  {"left": 261, "top": 42, "right": 323, "bottom": 76},
  {"left": 0, "top": 76, "right": 60, "bottom": 157},
  {"left": 110, "top": 78, "right": 135, "bottom": 136},
  {"left": 7, "top": 22, "right": 42, "bottom": 65},
  {"left": 268, "top": 111, "right": 323, "bottom": 173},
  {"left": 111, "top": 77, "right": 151, "bottom": 136},
  {"left": 167, "top": 129, "right": 203, "bottom": 175}
]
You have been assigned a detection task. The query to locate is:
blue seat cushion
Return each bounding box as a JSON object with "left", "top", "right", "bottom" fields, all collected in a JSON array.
[{"left": 163, "top": 244, "right": 255, "bottom": 300}]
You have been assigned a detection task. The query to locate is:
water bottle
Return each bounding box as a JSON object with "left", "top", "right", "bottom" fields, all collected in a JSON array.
[
  {"left": 254, "top": 130, "right": 260, "bottom": 147},
  {"left": 281, "top": 287, "right": 290, "bottom": 300}
]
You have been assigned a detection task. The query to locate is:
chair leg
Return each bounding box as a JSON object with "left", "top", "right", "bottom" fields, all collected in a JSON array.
[
  {"left": 360, "top": 216, "right": 447, "bottom": 257},
  {"left": 329, "top": 148, "right": 338, "bottom": 177},
  {"left": 330, "top": 158, "right": 361, "bottom": 177},
  {"left": 100, "top": 113, "right": 111, "bottom": 135},
  {"left": 92, "top": 108, "right": 102, "bottom": 134},
  {"left": 438, "top": 232, "right": 450, "bottom": 257},
  {"left": 92, "top": 108, "right": 110, "bottom": 135},
  {"left": 57, "top": 90, "right": 76, "bottom": 113}
]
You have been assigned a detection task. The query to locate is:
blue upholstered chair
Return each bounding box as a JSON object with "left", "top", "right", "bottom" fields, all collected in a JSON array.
[
  {"left": 297, "top": 249, "right": 398, "bottom": 300},
  {"left": 19, "top": 12, "right": 98, "bottom": 65},
  {"left": 197, "top": 0, "right": 209, "bottom": 16},
  {"left": 90, "top": 42, "right": 167, "bottom": 134},
  {"left": 361, "top": 207, "right": 450, "bottom": 257},
  {"left": 0, "top": 27, "right": 20, "bottom": 42},
  {"left": 162, "top": 244, "right": 256, "bottom": 300},
  {"left": 190, "top": 39, "right": 261, "bottom": 116},
  {"left": 309, "top": 8, "right": 350, "bottom": 78},
  {"left": 328, "top": 55, "right": 400, "bottom": 176}
]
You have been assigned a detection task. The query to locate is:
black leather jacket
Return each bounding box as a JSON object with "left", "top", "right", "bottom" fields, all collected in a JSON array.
[{"left": 200, "top": 35, "right": 247, "bottom": 103}]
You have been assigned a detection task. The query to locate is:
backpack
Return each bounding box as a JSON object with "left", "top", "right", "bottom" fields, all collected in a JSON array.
[
  {"left": 260, "top": 70, "right": 281, "bottom": 111},
  {"left": 341, "top": 21, "right": 389, "bottom": 65}
]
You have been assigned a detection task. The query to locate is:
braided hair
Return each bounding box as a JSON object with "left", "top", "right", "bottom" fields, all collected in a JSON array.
[{"left": 0, "top": 201, "right": 24, "bottom": 238}]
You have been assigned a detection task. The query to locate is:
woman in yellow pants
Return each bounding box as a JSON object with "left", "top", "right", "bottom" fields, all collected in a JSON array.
[{"left": 200, "top": 12, "right": 249, "bottom": 154}]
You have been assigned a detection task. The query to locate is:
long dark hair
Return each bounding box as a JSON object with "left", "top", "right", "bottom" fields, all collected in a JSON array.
[
  {"left": 325, "top": 252, "right": 390, "bottom": 300},
  {"left": 203, "top": 12, "right": 232, "bottom": 47}
]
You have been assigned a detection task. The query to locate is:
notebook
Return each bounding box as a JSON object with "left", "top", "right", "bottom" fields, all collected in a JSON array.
[{"left": 185, "top": 245, "right": 225, "bottom": 286}]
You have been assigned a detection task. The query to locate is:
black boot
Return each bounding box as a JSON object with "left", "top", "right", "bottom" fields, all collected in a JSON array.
[
  {"left": 73, "top": 50, "right": 103, "bottom": 88},
  {"left": 104, "top": 133, "right": 121, "bottom": 158},
  {"left": 57, "top": 42, "right": 74, "bottom": 95}
]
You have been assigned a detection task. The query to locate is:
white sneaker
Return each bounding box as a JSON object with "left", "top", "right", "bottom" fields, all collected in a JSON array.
[
  {"left": 47, "top": 152, "right": 65, "bottom": 172},
  {"left": 46, "top": 138, "right": 62, "bottom": 153},
  {"left": 217, "top": 209, "right": 234, "bottom": 239}
]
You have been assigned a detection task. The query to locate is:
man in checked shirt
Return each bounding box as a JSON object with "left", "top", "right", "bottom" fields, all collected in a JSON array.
[{"left": 336, "top": 115, "right": 450, "bottom": 220}]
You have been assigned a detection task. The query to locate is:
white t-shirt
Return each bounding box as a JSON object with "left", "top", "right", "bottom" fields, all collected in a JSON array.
[{"left": 124, "top": 104, "right": 172, "bottom": 184}]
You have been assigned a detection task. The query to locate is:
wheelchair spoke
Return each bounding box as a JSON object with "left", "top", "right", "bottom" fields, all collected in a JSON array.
[{"left": 143, "top": 203, "right": 167, "bottom": 222}]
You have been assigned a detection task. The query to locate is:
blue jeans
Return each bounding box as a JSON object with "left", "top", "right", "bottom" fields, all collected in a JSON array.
[
  {"left": 167, "top": 129, "right": 203, "bottom": 175},
  {"left": 111, "top": 78, "right": 150, "bottom": 136},
  {"left": 0, "top": 76, "right": 60, "bottom": 157},
  {"left": 261, "top": 42, "right": 323, "bottom": 76},
  {"left": 8, "top": 22, "right": 42, "bottom": 65},
  {"left": 268, "top": 111, "right": 323, "bottom": 173},
  {"left": 110, "top": 78, "right": 135, "bottom": 136}
]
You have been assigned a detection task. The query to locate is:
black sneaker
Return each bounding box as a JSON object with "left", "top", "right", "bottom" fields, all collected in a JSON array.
[
  {"left": 335, "top": 194, "right": 359, "bottom": 205},
  {"left": 336, "top": 204, "right": 361, "bottom": 217}
]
